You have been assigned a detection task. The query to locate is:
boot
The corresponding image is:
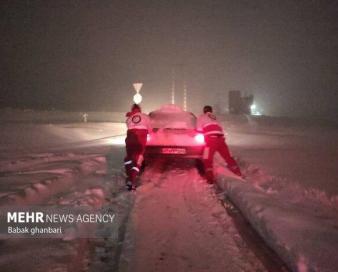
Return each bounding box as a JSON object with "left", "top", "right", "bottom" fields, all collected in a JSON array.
[
  {"left": 205, "top": 170, "right": 214, "bottom": 184},
  {"left": 126, "top": 180, "right": 133, "bottom": 191}
]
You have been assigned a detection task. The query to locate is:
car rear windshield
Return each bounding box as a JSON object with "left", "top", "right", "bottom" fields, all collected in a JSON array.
[{"left": 149, "top": 112, "right": 196, "bottom": 129}]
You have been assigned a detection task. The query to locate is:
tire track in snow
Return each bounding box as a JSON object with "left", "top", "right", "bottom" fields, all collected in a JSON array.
[{"left": 123, "top": 161, "right": 269, "bottom": 272}]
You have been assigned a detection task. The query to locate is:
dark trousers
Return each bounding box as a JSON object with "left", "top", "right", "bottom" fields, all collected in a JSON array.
[{"left": 124, "top": 129, "right": 147, "bottom": 185}]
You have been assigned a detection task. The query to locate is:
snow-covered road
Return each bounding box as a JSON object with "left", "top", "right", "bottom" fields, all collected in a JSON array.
[
  {"left": 1, "top": 116, "right": 337, "bottom": 271},
  {"left": 226, "top": 117, "right": 338, "bottom": 197},
  {"left": 120, "top": 161, "right": 284, "bottom": 272},
  {"left": 0, "top": 121, "right": 129, "bottom": 271}
]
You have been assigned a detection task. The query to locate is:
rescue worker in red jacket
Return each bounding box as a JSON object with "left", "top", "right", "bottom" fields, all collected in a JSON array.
[
  {"left": 124, "top": 104, "right": 151, "bottom": 191},
  {"left": 197, "top": 105, "right": 242, "bottom": 184}
]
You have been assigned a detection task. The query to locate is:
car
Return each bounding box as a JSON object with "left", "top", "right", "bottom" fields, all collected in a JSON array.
[{"left": 144, "top": 104, "right": 205, "bottom": 161}]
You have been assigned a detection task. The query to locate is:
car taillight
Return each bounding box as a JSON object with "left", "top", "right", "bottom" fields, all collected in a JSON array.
[
  {"left": 194, "top": 133, "right": 205, "bottom": 144},
  {"left": 147, "top": 134, "right": 151, "bottom": 142}
]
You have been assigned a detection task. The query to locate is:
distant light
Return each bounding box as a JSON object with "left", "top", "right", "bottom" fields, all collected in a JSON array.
[
  {"left": 132, "top": 82, "right": 143, "bottom": 104},
  {"left": 250, "top": 103, "right": 263, "bottom": 116},
  {"left": 133, "top": 93, "right": 142, "bottom": 104},
  {"left": 252, "top": 111, "right": 262, "bottom": 116}
]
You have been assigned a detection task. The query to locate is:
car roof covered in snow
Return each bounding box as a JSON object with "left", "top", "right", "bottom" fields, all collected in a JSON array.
[
  {"left": 149, "top": 104, "right": 196, "bottom": 129},
  {"left": 151, "top": 104, "right": 184, "bottom": 113}
]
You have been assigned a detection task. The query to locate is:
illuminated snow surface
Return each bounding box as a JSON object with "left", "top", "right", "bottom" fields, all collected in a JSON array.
[
  {"left": 0, "top": 111, "right": 337, "bottom": 271},
  {"left": 218, "top": 116, "right": 338, "bottom": 272}
]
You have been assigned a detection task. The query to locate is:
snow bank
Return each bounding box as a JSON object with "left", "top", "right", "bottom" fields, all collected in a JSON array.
[
  {"left": 216, "top": 172, "right": 338, "bottom": 272},
  {"left": 213, "top": 114, "right": 338, "bottom": 271}
]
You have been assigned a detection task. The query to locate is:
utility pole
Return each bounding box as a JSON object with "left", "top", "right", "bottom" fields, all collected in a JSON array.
[
  {"left": 183, "top": 78, "right": 187, "bottom": 111},
  {"left": 171, "top": 68, "right": 175, "bottom": 104},
  {"left": 183, "top": 65, "right": 187, "bottom": 111},
  {"left": 172, "top": 63, "right": 187, "bottom": 110}
]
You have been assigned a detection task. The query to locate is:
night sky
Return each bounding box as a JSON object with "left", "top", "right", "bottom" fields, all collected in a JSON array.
[{"left": 1, "top": 0, "right": 338, "bottom": 118}]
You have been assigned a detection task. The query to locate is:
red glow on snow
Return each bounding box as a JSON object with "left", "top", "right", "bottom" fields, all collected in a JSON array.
[{"left": 194, "top": 133, "right": 205, "bottom": 144}]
